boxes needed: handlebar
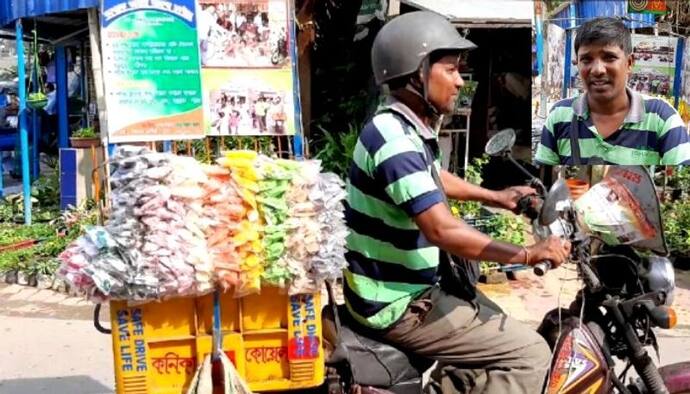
[533,261,552,276]
[516,194,541,220]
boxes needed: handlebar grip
[533,261,552,276]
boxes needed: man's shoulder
[552,96,577,109]
[365,112,413,139]
[638,94,678,120]
[544,97,577,125]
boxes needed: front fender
[658,362,690,393]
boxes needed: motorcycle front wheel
[659,362,690,393]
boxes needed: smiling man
[535,17,690,165]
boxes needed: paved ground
[0,266,688,394]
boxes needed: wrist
[484,189,501,207]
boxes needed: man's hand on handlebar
[525,235,571,269]
[492,186,538,213]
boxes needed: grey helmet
[372,11,476,86]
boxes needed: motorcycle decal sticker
[547,327,607,394]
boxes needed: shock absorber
[605,297,669,394]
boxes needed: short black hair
[574,17,632,55]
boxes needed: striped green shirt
[344,99,443,330]
[535,88,690,165]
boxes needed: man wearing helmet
[344,11,570,393]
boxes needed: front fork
[602,297,669,394]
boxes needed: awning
[0,0,98,27]
[401,0,533,27]
[0,0,97,43]
[549,0,654,30]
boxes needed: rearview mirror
[484,128,516,156]
[540,179,571,226]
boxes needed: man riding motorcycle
[343,11,571,393]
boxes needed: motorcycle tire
[659,362,690,393]
[271,52,281,65]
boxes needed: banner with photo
[101,0,205,142]
[544,23,566,107]
[679,40,690,123]
[198,0,297,136]
[629,34,677,97]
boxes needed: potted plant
[70,127,101,149]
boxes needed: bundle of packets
[58,146,214,302]
[58,147,349,302]
[216,150,263,297]
[282,161,349,295]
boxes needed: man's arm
[658,103,690,165]
[440,169,496,203]
[414,202,569,266]
[440,169,536,211]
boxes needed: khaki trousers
[382,285,551,394]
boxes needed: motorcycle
[271,33,288,66]
[321,129,690,394]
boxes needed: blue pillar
[563,3,577,99]
[535,10,544,76]
[16,19,31,224]
[289,6,303,159]
[673,38,684,109]
[56,45,69,148]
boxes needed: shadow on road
[0,375,113,394]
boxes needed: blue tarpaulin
[0,0,98,28]
[550,0,654,30]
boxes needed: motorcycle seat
[323,304,433,388]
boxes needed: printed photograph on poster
[629,66,674,96]
[203,69,294,135]
[628,35,676,96]
[632,35,677,67]
[545,24,566,104]
[198,0,289,68]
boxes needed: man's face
[576,42,633,102]
[426,55,464,115]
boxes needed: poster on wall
[101,0,205,142]
[545,23,566,107]
[629,34,677,97]
[198,0,297,136]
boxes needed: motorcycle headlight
[645,256,675,306]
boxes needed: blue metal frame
[673,38,684,109]
[289,1,303,159]
[56,45,69,149]
[31,45,39,180]
[16,19,31,224]
[562,3,577,99]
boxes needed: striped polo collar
[379,96,437,140]
[572,87,645,124]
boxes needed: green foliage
[486,214,526,246]
[662,199,690,255]
[32,171,60,208]
[175,137,275,164]
[72,127,97,138]
[314,124,359,180]
[664,166,690,192]
[451,155,489,219]
[0,201,97,276]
